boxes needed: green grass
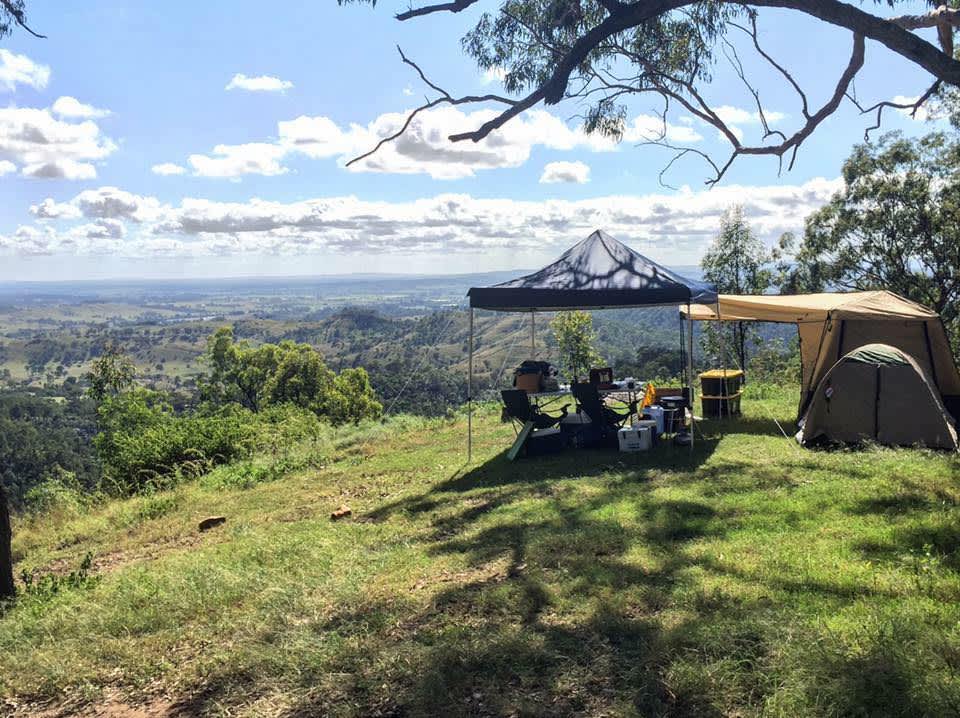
[3,384,960,717]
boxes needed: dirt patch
[22,695,181,718]
[28,531,211,583]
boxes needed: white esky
[0,0,946,280]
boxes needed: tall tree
[0,478,13,601]
[788,131,960,352]
[550,311,603,382]
[701,206,773,373]
[201,328,382,424]
[85,345,137,403]
[343,0,960,184]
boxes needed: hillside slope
[3,385,960,717]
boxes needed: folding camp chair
[571,382,638,437]
[501,389,569,460]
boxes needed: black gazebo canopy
[468,230,717,311]
[464,230,717,460]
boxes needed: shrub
[94,393,330,496]
[95,389,258,495]
[22,468,90,516]
[20,552,97,602]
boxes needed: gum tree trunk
[0,480,14,600]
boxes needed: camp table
[529,382,648,421]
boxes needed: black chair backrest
[571,383,608,425]
[501,389,533,422]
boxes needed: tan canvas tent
[799,344,958,450]
[682,291,960,419]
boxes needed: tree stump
[0,481,14,600]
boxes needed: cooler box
[633,419,659,445]
[618,426,652,452]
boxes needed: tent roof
[845,343,911,366]
[468,230,717,312]
[681,290,938,323]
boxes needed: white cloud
[151,162,187,176]
[0,106,116,180]
[5,224,57,255]
[3,177,841,259]
[291,107,617,179]
[52,96,110,119]
[225,73,294,93]
[402,85,414,96]
[189,142,288,178]
[622,115,704,144]
[0,49,50,92]
[22,158,98,180]
[0,160,15,176]
[174,106,620,180]
[714,106,787,125]
[540,160,590,184]
[74,218,126,239]
[30,197,82,219]
[72,186,164,222]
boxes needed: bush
[22,468,90,516]
[94,391,330,496]
[95,389,258,495]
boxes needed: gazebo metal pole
[717,298,726,419]
[687,301,695,450]
[468,307,474,463]
[530,310,536,358]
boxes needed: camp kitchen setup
[466,231,960,460]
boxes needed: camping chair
[501,390,570,460]
[571,382,638,434]
[501,389,569,430]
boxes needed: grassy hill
[3,383,960,717]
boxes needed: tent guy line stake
[468,306,474,463]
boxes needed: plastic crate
[699,369,744,397]
[701,391,743,418]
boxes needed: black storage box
[525,427,567,456]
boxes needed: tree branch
[0,0,45,38]
[355,0,960,182]
[731,16,809,120]
[347,47,517,167]
[889,5,960,32]
[847,80,942,142]
[395,0,479,21]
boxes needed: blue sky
[0,0,946,280]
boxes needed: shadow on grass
[177,428,959,717]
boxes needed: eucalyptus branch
[0,0,45,38]
[847,80,942,142]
